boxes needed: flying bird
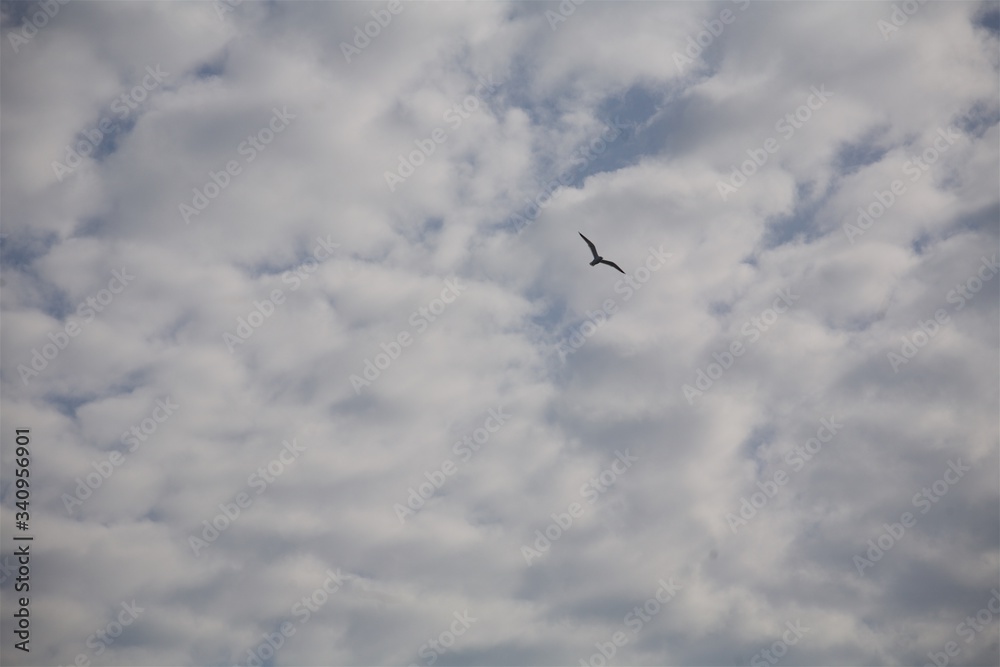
[578,232,625,274]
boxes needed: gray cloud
[1,1,998,665]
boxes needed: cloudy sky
[1,1,999,665]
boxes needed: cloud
[2,1,997,665]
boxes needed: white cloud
[2,1,997,665]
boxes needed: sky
[1,1,999,665]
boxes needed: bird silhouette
[578,232,625,274]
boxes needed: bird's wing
[578,232,599,259]
[600,259,626,274]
